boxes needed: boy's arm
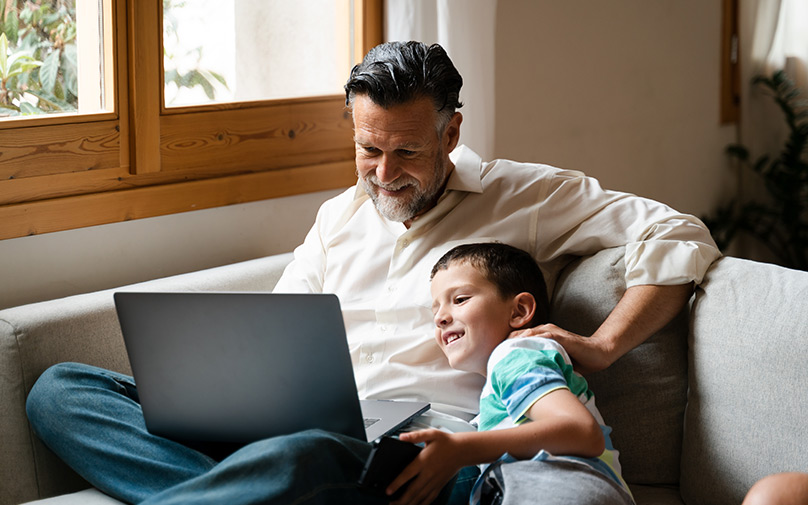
[389,388,604,505]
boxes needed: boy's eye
[454,296,469,304]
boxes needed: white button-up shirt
[274,145,720,426]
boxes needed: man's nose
[375,154,401,184]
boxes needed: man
[26,41,720,505]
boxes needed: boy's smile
[430,262,522,376]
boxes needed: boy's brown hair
[430,242,550,328]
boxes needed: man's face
[352,95,461,225]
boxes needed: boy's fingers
[386,459,421,497]
[399,429,434,443]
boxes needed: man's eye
[398,149,416,157]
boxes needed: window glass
[163,0,353,107]
[0,0,110,119]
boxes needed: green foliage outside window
[1,0,227,117]
[0,0,77,117]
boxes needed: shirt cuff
[624,240,722,287]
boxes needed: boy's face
[430,261,521,376]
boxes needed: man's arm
[515,283,694,374]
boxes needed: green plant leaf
[4,8,19,44]
[27,88,73,111]
[40,48,60,93]
[19,101,44,115]
[0,32,8,77]
[61,43,78,97]
[752,155,770,174]
[726,144,749,161]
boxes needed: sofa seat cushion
[21,488,124,505]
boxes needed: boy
[388,242,634,505]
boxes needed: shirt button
[401,239,410,248]
[366,355,374,363]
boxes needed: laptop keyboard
[364,417,380,428]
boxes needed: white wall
[0,190,342,310]
[2,1,737,309]
[494,1,737,217]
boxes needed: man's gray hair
[345,41,463,135]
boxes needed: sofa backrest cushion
[550,247,689,486]
[681,257,808,505]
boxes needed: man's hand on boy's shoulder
[509,324,611,375]
[388,430,470,505]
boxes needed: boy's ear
[509,292,537,329]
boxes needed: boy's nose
[434,310,451,327]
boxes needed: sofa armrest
[0,253,293,505]
[681,256,808,505]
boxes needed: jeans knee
[27,362,94,428]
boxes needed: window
[0,0,382,240]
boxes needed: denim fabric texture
[26,362,458,505]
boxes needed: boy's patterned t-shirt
[473,337,632,499]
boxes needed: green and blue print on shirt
[473,337,633,501]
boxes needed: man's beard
[360,153,448,223]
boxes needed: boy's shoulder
[491,335,565,357]
[487,336,572,371]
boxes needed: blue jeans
[26,362,460,505]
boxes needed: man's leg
[142,429,459,505]
[26,362,217,504]
[142,429,382,505]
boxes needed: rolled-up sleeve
[535,169,721,287]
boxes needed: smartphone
[358,436,422,494]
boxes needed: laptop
[113,291,429,445]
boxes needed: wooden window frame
[0,0,382,240]
[720,0,740,124]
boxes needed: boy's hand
[386,429,467,505]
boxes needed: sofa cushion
[681,257,808,505]
[550,247,689,486]
[21,488,124,505]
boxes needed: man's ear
[444,112,463,152]
[509,292,537,329]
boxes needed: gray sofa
[2,247,807,505]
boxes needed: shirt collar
[352,144,484,200]
[446,145,484,194]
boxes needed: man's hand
[510,283,695,375]
[387,430,467,505]
[509,324,611,375]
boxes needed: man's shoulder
[480,158,587,194]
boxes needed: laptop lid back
[114,292,366,443]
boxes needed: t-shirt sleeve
[485,339,589,425]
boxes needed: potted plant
[703,70,808,270]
